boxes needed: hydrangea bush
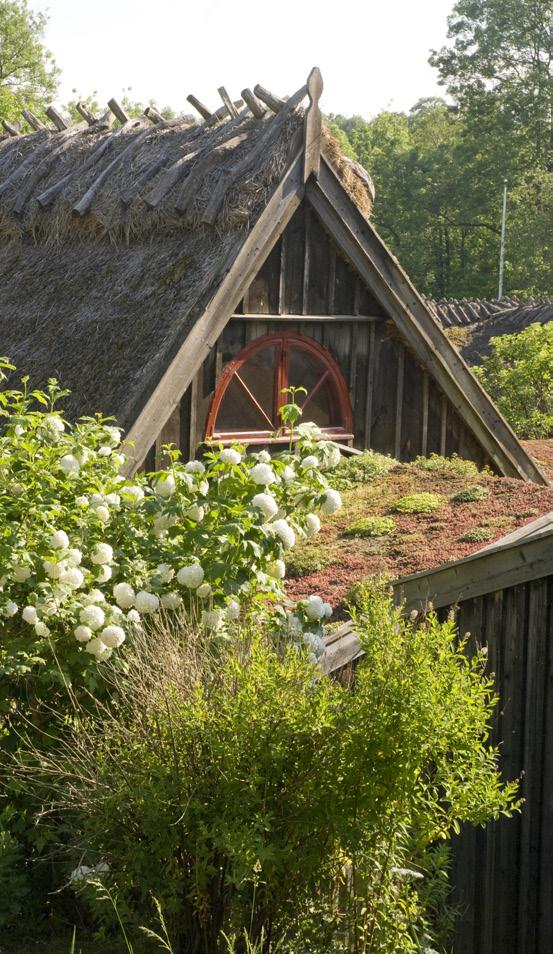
[0,360,342,703]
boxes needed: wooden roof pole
[45,106,70,131]
[1,119,20,136]
[303,66,323,182]
[22,109,46,131]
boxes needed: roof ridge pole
[303,66,323,182]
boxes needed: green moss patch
[459,527,495,543]
[413,454,481,477]
[451,484,488,504]
[285,546,338,580]
[331,451,395,490]
[342,516,396,538]
[392,492,444,514]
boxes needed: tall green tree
[0,0,58,123]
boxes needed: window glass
[215,345,276,433]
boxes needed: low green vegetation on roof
[392,492,445,514]
[342,516,396,538]
[413,454,481,477]
[451,484,489,504]
[459,527,495,543]
[330,451,395,490]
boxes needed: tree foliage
[0,0,58,122]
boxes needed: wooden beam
[121,122,202,205]
[278,231,287,313]
[0,135,61,198]
[201,84,306,225]
[22,109,45,130]
[364,321,376,448]
[1,119,20,136]
[394,344,405,459]
[302,205,311,315]
[241,87,265,119]
[45,106,69,131]
[76,102,96,125]
[186,94,213,121]
[253,84,286,113]
[230,313,386,322]
[303,66,323,182]
[440,394,448,456]
[11,130,82,212]
[107,98,130,125]
[217,86,238,118]
[143,105,165,124]
[208,100,244,126]
[173,124,251,217]
[421,371,429,456]
[306,161,548,485]
[74,122,150,215]
[122,150,305,472]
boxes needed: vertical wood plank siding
[170,204,496,467]
[449,574,553,954]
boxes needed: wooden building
[0,70,546,483]
[324,513,553,954]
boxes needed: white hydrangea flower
[83,588,106,604]
[13,565,31,582]
[4,600,18,617]
[60,567,84,590]
[67,548,82,566]
[322,602,333,619]
[301,455,319,470]
[105,493,120,507]
[95,505,110,523]
[98,446,112,457]
[22,605,38,625]
[43,560,65,580]
[287,613,303,637]
[60,454,80,475]
[96,564,112,583]
[127,608,142,625]
[257,450,271,463]
[220,447,241,465]
[252,492,278,518]
[91,543,113,565]
[89,494,104,509]
[186,504,205,522]
[42,416,65,437]
[85,637,107,659]
[122,485,145,507]
[177,564,204,588]
[304,595,325,621]
[109,605,124,620]
[49,530,69,550]
[14,424,24,437]
[281,465,296,483]
[160,592,181,610]
[305,513,321,537]
[297,422,322,439]
[185,460,205,474]
[134,591,160,614]
[271,519,296,550]
[112,453,126,468]
[154,473,176,499]
[201,608,224,629]
[155,564,174,584]
[79,604,105,631]
[75,495,89,508]
[250,462,276,485]
[100,625,125,649]
[152,513,178,536]
[324,444,341,469]
[266,559,286,580]
[74,625,92,643]
[104,426,122,447]
[34,621,50,637]
[196,582,212,599]
[320,489,342,515]
[75,448,90,466]
[225,599,240,621]
[304,632,326,657]
[70,865,93,883]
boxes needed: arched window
[205,332,353,444]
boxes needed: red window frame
[205,332,354,444]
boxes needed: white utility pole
[498,179,508,299]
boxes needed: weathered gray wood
[0,134,57,198]
[253,84,286,113]
[537,578,553,953]
[11,130,81,212]
[201,85,306,225]
[107,98,130,125]
[186,94,212,121]
[278,231,287,313]
[302,205,311,314]
[76,102,96,125]
[73,121,150,216]
[208,100,244,126]
[394,344,405,459]
[364,321,376,448]
[143,105,165,125]
[421,371,429,456]
[303,66,323,182]
[241,87,265,119]
[123,149,305,471]
[155,402,181,466]
[45,106,70,131]
[1,119,20,136]
[218,86,238,118]
[306,162,548,484]
[22,109,45,131]
[97,108,116,129]
[122,123,203,205]
[36,120,136,207]
[173,126,250,216]
[440,394,448,456]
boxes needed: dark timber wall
[151,202,495,468]
[447,575,553,954]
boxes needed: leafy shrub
[330,450,395,490]
[392,492,444,514]
[413,454,481,477]
[451,484,488,503]
[474,323,553,438]
[342,516,396,538]
[12,587,518,953]
[460,527,495,543]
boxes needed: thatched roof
[429,297,553,364]
[0,82,373,429]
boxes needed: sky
[33,0,454,119]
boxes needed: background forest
[1,0,551,300]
